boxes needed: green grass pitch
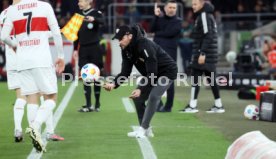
[0,81,275,159]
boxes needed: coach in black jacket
[151,0,182,112]
[104,25,177,138]
[180,0,224,113]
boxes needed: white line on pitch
[27,82,76,159]
[132,126,158,159]
[121,97,135,113]
[121,97,157,159]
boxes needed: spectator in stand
[1,0,11,12]
[95,0,111,15]
[125,0,141,24]
[255,0,270,13]
[273,0,276,12]
[262,40,273,58]
[267,44,276,78]
[61,0,78,17]
[178,9,193,75]
[236,3,249,30]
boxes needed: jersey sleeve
[44,3,64,59]
[0,11,4,34]
[0,10,5,25]
[0,9,16,47]
[45,3,58,27]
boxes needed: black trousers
[190,68,220,100]
[79,43,104,107]
[79,43,104,69]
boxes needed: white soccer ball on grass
[244,104,259,120]
[81,63,100,82]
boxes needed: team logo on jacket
[138,58,145,62]
[87,23,93,29]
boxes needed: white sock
[27,104,39,125]
[189,100,197,108]
[32,100,56,130]
[189,87,197,108]
[46,111,54,134]
[40,96,51,132]
[40,96,45,104]
[215,98,222,107]
[14,98,26,132]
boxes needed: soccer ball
[244,104,259,120]
[226,51,237,64]
[81,63,100,82]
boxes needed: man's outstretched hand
[154,3,162,16]
[129,89,141,99]
[55,58,65,75]
[103,83,115,91]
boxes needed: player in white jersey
[0,8,26,143]
[0,8,64,143]
[1,0,65,152]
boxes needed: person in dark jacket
[179,0,225,113]
[103,25,177,138]
[73,0,104,112]
[151,0,182,112]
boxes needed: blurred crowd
[2,0,276,15]
[211,0,276,13]
[1,0,276,32]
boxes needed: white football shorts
[7,70,21,90]
[19,67,57,96]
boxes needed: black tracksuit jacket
[73,8,104,50]
[113,25,178,92]
[190,2,218,72]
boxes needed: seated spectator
[262,39,276,60]
[267,45,276,78]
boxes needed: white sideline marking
[122,97,135,113]
[27,82,76,159]
[121,97,157,159]
[132,126,157,159]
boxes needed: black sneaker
[14,130,23,143]
[25,127,46,152]
[95,102,100,108]
[157,106,171,113]
[95,108,100,112]
[206,105,225,113]
[179,105,199,113]
[15,136,23,142]
[78,107,93,112]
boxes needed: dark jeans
[157,46,177,110]
[190,68,220,100]
[133,78,173,129]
